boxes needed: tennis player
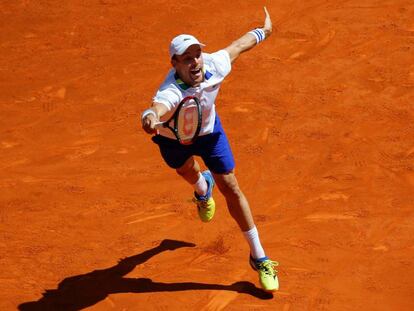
[141,7,278,292]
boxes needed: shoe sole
[249,257,279,292]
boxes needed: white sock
[243,226,266,260]
[193,172,208,196]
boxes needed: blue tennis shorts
[151,115,235,174]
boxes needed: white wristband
[248,28,266,44]
[141,109,156,123]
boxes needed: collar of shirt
[174,67,213,91]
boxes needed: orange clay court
[1,1,414,310]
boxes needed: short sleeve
[210,50,232,77]
[152,87,180,111]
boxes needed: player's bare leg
[176,156,200,185]
[211,171,254,231]
[212,170,279,291]
[176,157,215,222]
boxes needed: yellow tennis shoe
[249,255,279,292]
[193,170,215,222]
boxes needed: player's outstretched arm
[141,102,168,134]
[225,7,272,63]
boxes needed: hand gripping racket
[154,96,202,145]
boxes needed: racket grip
[153,122,164,129]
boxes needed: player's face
[172,44,204,87]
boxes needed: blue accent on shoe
[249,255,269,270]
[194,170,215,201]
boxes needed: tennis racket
[154,96,202,145]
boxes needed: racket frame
[154,96,202,145]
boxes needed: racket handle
[154,122,164,129]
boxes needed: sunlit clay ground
[1,1,414,310]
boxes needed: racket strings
[176,99,200,143]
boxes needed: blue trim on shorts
[151,115,235,174]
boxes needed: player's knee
[176,158,196,176]
[176,167,194,178]
[219,179,242,198]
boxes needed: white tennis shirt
[153,49,232,139]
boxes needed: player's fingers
[263,7,271,23]
[149,118,159,130]
[149,119,160,134]
[142,119,154,134]
[143,126,156,134]
[263,6,272,33]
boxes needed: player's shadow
[18,239,272,310]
